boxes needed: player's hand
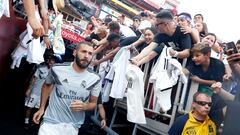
[70,100,87,112]
[100,119,106,129]
[33,109,44,124]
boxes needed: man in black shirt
[131,9,192,66]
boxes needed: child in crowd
[24,56,56,128]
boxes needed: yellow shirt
[181,112,216,135]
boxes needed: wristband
[43,34,49,37]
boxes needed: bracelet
[43,34,49,37]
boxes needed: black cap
[104,17,112,25]
[156,9,173,20]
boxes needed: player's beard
[75,54,91,69]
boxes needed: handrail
[90,115,119,135]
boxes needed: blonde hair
[53,0,65,12]
[191,42,211,55]
[94,26,107,35]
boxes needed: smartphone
[225,41,238,55]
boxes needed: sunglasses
[156,22,166,27]
[195,101,212,107]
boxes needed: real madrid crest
[81,80,86,88]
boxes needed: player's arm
[33,81,54,124]
[86,78,101,111]
[98,104,106,128]
[25,76,37,96]
[39,82,54,111]
[85,95,98,110]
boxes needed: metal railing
[107,58,199,135]
[91,56,199,135]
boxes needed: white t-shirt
[120,24,136,39]
[105,48,130,99]
[125,64,146,124]
[0,0,10,18]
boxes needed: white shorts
[38,122,78,135]
[25,94,40,108]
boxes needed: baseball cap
[156,9,174,20]
[198,85,213,97]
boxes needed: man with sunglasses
[169,91,216,135]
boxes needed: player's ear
[73,49,76,57]
[206,52,211,57]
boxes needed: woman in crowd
[195,21,208,39]
[127,27,158,52]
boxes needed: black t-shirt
[119,36,148,52]
[153,26,192,55]
[119,36,139,47]
[90,32,101,41]
[186,57,225,82]
[129,26,142,37]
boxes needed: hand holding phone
[224,41,239,55]
[227,53,240,64]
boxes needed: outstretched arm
[33,82,54,124]
[23,0,44,38]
